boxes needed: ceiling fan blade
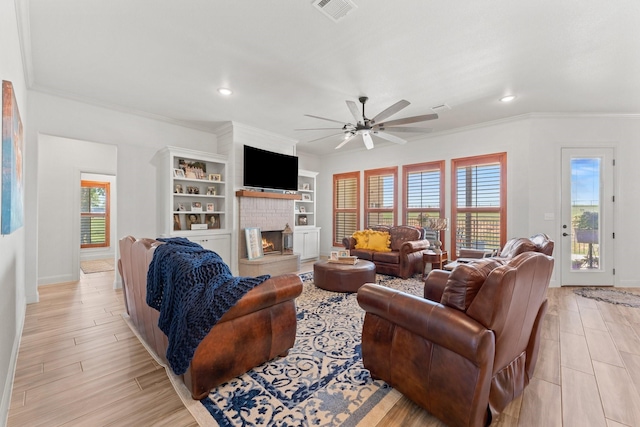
[306,132,345,143]
[346,100,363,124]
[362,132,374,150]
[295,127,344,131]
[370,99,410,124]
[335,133,357,150]
[374,126,433,133]
[304,114,347,125]
[377,113,439,127]
[373,131,407,145]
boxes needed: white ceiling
[21,0,640,155]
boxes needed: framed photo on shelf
[298,215,308,226]
[302,194,312,201]
[206,214,220,229]
[186,213,201,229]
[206,186,216,195]
[209,173,222,181]
[299,206,306,213]
[338,250,350,257]
[301,183,310,191]
[173,168,185,178]
[206,203,215,212]
[330,251,339,260]
[245,227,263,260]
[191,202,202,212]
[179,159,206,179]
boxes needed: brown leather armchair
[342,225,429,279]
[357,251,554,427]
[118,236,303,399]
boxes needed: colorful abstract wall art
[2,81,24,234]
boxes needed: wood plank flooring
[7,265,640,426]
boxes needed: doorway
[560,148,615,286]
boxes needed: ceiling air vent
[312,0,358,23]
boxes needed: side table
[423,250,448,280]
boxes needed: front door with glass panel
[560,148,615,286]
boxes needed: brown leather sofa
[357,251,554,427]
[118,236,303,399]
[342,225,429,279]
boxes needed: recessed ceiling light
[500,95,516,102]
[217,88,233,96]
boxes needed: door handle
[562,232,569,237]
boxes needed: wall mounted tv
[243,145,299,192]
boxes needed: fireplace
[262,230,283,255]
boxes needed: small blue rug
[199,273,423,426]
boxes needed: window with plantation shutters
[451,153,506,258]
[81,181,110,248]
[403,161,445,228]
[333,172,360,246]
[364,167,397,228]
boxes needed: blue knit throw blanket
[146,237,270,375]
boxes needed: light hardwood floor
[7,264,640,426]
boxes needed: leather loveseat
[342,225,429,279]
[357,251,554,427]
[118,236,303,399]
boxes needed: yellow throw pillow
[353,230,369,249]
[366,230,391,252]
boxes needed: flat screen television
[243,145,299,191]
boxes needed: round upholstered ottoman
[313,260,376,293]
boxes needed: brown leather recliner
[118,236,303,399]
[357,251,554,427]
[342,225,429,279]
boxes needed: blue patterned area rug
[196,273,424,427]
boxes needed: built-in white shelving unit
[294,169,320,260]
[156,146,232,264]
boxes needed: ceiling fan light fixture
[500,95,516,103]
[217,87,233,96]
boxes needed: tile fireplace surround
[238,194,299,276]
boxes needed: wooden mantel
[235,190,301,200]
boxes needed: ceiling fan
[297,96,438,150]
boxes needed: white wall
[26,91,219,297]
[80,172,117,262]
[37,136,118,284]
[314,115,640,288]
[0,0,28,423]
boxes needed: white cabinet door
[294,228,320,260]
[189,233,231,265]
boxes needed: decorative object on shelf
[179,159,206,179]
[175,184,183,194]
[282,223,294,254]
[209,173,222,181]
[173,168,185,178]
[298,215,308,226]
[301,183,310,191]
[206,186,216,196]
[187,213,200,229]
[187,186,199,194]
[206,214,220,229]
[206,203,215,212]
[173,214,181,231]
[299,206,306,213]
[302,194,312,201]
[177,203,186,211]
[245,227,263,260]
[191,202,202,212]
